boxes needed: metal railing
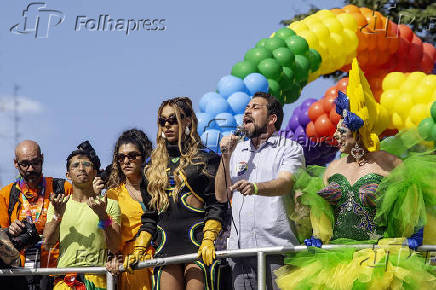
[1,244,435,290]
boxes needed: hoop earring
[185,127,190,136]
[351,142,365,163]
[161,132,166,139]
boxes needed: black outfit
[139,142,226,290]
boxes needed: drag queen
[276,59,436,289]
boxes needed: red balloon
[398,24,413,42]
[421,52,434,73]
[308,101,325,121]
[315,114,335,137]
[323,94,337,112]
[306,121,318,138]
[336,77,349,93]
[409,42,423,71]
[397,37,410,58]
[325,86,338,98]
[379,129,399,140]
[330,107,341,125]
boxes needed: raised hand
[87,194,108,220]
[50,193,70,218]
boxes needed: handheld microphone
[233,125,246,137]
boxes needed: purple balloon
[294,125,306,139]
[286,129,294,139]
[298,108,311,127]
[301,98,317,110]
[288,114,300,131]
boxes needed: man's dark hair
[252,92,284,130]
[66,141,101,171]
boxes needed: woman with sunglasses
[102,129,154,290]
[124,97,226,290]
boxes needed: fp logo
[10,2,64,39]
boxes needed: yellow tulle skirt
[276,238,436,290]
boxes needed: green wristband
[253,183,258,195]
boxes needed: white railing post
[106,270,116,290]
[257,251,266,290]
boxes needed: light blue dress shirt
[228,132,305,249]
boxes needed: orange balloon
[374,12,385,29]
[308,101,325,121]
[376,31,389,51]
[343,4,360,14]
[306,121,318,138]
[359,7,373,15]
[336,77,349,93]
[357,31,369,51]
[330,107,341,125]
[357,51,369,67]
[315,114,335,137]
[351,12,367,28]
[323,94,337,112]
[398,24,413,41]
[325,86,338,98]
[331,8,344,14]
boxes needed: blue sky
[0,0,344,186]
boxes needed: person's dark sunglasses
[158,114,184,127]
[116,152,142,163]
[17,158,42,169]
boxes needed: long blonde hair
[146,97,202,212]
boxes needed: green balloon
[272,47,295,67]
[293,55,310,82]
[431,124,436,142]
[418,118,435,141]
[267,78,280,94]
[285,36,309,56]
[264,38,286,51]
[283,83,301,104]
[282,67,295,82]
[256,38,269,49]
[231,61,258,79]
[244,48,272,67]
[278,73,293,90]
[258,58,282,80]
[431,101,436,122]
[306,49,322,72]
[274,27,296,40]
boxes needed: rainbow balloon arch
[197,4,436,165]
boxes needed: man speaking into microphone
[215,92,305,290]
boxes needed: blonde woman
[124,97,226,290]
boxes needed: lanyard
[17,177,47,223]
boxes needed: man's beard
[246,123,267,138]
[22,171,42,183]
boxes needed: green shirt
[47,197,121,268]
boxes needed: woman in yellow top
[104,129,154,290]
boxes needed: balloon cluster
[197,73,269,152]
[418,102,436,144]
[288,9,359,80]
[232,27,322,104]
[279,98,337,165]
[381,72,436,131]
[305,78,348,141]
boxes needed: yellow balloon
[410,104,430,125]
[393,92,413,119]
[342,29,358,55]
[392,112,404,130]
[323,18,344,34]
[310,23,330,42]
[375,105,390,134]
[380,90,397,108]
[297,30,319,49]
[414,85,432,104]
[404,117,416,129]
[432,90,436,102]
[400,78,418,92]
[382,72,406,91]
[336,13,358,32]
[289,22,309,33]
[329,32,345,57]
[315,10,336,20]
[407,71,426,83]
[421,75,436,91]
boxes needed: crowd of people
[0,59,435,290]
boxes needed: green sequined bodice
[319,173,385,241]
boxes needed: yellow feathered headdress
[346,58,389,152]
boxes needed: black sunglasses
[17,158,43,169]
[158,114,184,127]
[116,152,142,163]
